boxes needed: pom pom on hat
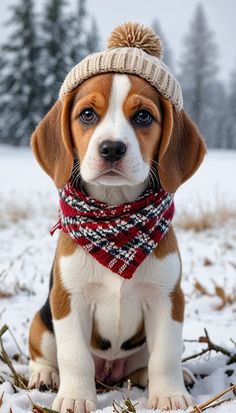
[59,22,183,110]
[107,22,163,59]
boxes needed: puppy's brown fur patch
[50,232,74,320]
[154,226,179,260]
[58,231,77,257]
[124,75,163,168]
[29,312,46,360]
[154,228,184,323]
[71,74,113,162]
[170,282,185,323]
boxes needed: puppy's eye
[133,110,153,126]
[79,108,98,124]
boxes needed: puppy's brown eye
[133,110,153,126]
[80,108,98,124]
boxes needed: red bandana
[51,184,174,279]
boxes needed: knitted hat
[59,22,183,111]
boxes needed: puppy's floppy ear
[157,98,206,193]
[31,93,75,188]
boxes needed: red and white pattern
[51,183,174,279]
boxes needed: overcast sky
[0,0,235,83]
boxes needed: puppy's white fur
[52,242,189,411]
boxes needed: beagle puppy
[28,72,205,413]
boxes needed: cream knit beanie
[59,22,183,111]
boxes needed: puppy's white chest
[59,245,180,360]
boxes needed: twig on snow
[182,328,236,364]
[182,348,210,363]
[230,337,236,347]
[189,383,236,412]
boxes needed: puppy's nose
[99,140,127,162]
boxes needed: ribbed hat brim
[59,47,183,111]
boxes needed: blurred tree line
[153,4,236,149]
[0,0,99,145]
[0,1,235,149]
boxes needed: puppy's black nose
[99,140,127,162]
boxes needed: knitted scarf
[51,183,174,279]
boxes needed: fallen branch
[182,348,210,363]
[203,328,231,357]
[189,383,236,412]
[230,338,236,347]
[182,328,236,364]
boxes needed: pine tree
[203,80,228,148]
[0,48,7,142]
[0,49,6,77]
[0,0,41,145]
[178,4,219,146]
[86,17,100,54]
[69,0,88,65]
[40,0,71,115]
[152,19,174,71]
[225,69,236,148]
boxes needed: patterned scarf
[51,183,174,279]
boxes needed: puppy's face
[71,74,162,186]
[31,73,206,193]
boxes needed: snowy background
[0,146,236,412]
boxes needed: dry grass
[175,203,236,232]
[0,391,4,407]
[0,192,56,229]
[0,205,30,228]
[0,325,28,389]
[194,279,236,310]
[0,290,12,298]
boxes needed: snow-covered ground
[0,145,236,412]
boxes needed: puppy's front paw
[52,396,96,413]
[28,369,59,391]
[148,392,193,410]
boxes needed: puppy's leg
[28,310,59,390]
[51,284,96,413]
[145,255,193,410]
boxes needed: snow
[0,145,236,412]
[175,149,236,211]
